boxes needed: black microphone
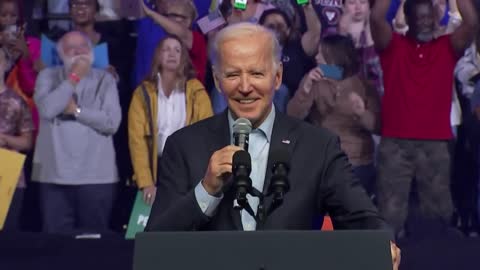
[268,149,290,206]
[233,118,252,151]
[232,150,252,208]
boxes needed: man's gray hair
[209,22,282,72]
[56,31,94,60]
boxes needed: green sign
[233,0,247,10]
[125,191,152,239]
[296,0,309,5]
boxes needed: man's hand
[202,145,243,195]
[70,57,91,79]
[391,241,401,270]
[303,67,324,94]
[63,98,78,115]
[142,185,157,205]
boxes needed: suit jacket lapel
[207,110,243,230]
[207,110,230,153]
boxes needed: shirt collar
[228,105,275,143]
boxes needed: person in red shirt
[370,0,478,237]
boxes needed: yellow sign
[0,148,25,230]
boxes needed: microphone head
[271,149,290,172]
[233,118,252,135]
[233,150,251,168]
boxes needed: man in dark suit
[145,22,400,268]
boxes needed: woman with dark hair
[128,35,213,205]
[287,35,381,197]
[259,5,320,96]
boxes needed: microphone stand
[234,186,265,226]
[232,150,291,230]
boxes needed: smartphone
[234,0,247,10]
[296,0,309,5]
[319,64,344,81]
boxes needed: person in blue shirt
[133,2,167,87]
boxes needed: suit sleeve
[318,135,392,233]
[145,134,211,231]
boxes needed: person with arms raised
[370,0,478,237]
[135,0,207,85]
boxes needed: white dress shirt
[156,83,186,156]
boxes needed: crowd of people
[1,0,480,242]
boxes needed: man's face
[409,3,435,43]
[70,0,96,26]
[61,32,93,69]
[62,33,91,57]
[344,0,370,23]
[214,34,282,127]
[262,13,290,45]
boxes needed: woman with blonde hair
[129,35,213,204]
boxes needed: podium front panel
[134,230,392,270]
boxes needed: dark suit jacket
[145,110,389,232]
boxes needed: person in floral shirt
[0,46,34,231]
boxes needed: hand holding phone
[318,64,344,81]
[303,67,323,94]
